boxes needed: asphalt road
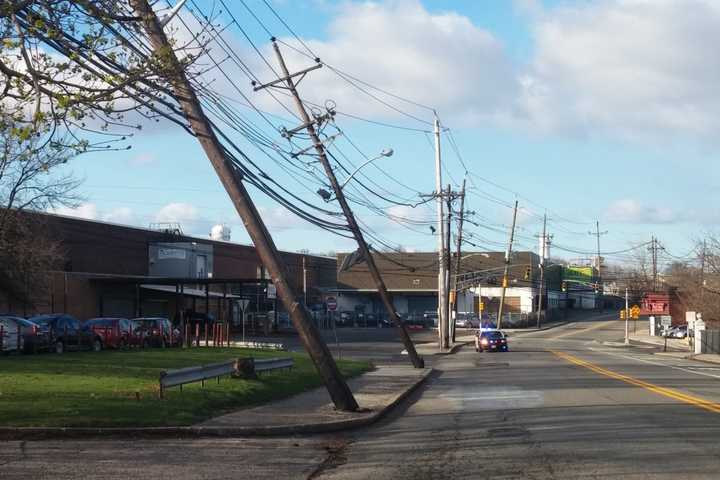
[5,312,720,479]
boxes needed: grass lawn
[0,347,371,427]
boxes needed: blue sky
[56,0,720,269]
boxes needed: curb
[628,337,690,352]
[503,321,570,335]
[0,368,434,441]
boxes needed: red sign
[640,293,670,316]
[326,296,337,311]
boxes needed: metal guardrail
[254,357,294,373]
[159,357,294,398]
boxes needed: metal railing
[158,356,294,398]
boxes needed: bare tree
[0,115,81,306]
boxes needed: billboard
[562,266,595,285]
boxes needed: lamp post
[317,148,393,200]
[339,148,393,190]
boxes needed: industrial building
[0,211,336,331]
[334,250,563,325]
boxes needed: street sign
[266,284,276,299]
[630,305,641,319]
[326,296,337,311]
[660,315,672,327]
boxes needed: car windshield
[483,332,504,339]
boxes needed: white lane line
[588,347,720,380]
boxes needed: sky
[52,0,720,269]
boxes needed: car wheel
[92,338,102,352]
[55,340,64,354]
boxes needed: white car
[0,316,24,353]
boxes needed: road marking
[587,347,720,380]
[552,320,617,339]
[550,349,720,414]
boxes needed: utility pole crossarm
[267,41,424,368]
[130,1,358,411]
[251,61,323,92]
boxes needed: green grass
[0,348,371,427]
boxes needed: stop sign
[326,296,337,311]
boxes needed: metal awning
[140,284,243,299]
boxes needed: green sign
[562,266,595,284]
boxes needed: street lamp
[338,148,393,190]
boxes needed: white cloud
[128,153,157,167]
[50,202,98,221]
[101,207,135,225]
[604,198,679,224]
[517,0,720,142]
[249,0,517,126]
[155,202,199,224]
[258,206,307,231]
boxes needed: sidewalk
[629,331,691,351]
[198,364,432,434]
[654,351,720,365]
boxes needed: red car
[133,317,182,347]
[83,318,139,350]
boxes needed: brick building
[0,211,336,327]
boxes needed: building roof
[337,251,541,292]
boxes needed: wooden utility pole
[261,41,424,368]
[433,115,447,349]
[497,200,519,330]
[589,221,608,309]
[651,236,659,291]
[444,184,453,345]
[451,178,466,343]
[700,240,706,305]
[537,213,547,329]
[130,2,359,410]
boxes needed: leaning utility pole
[497,200,519,330]
[433,114,448,349]
[131,2,358,410]
[262,41,424,368]
[451,178,466,343]
[537,213,547,329]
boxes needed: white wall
[470,286,537,313]
[457,291,475,313]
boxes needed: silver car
[0,316,25,353]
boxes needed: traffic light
[502,276,508,288]
[524,267,531,280]
[561,281,567,292]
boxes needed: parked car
[28,313,92,354]
[133,317,181,347]
[671,325,688,338]
[475,329,509,353]
[17,318,49,353]
[0,315,24,353]
[455,313,479,329]
[83,318,139,350]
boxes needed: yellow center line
[550,349,720,414]
[552,320,616,339]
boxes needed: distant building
[335,250,562,323]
